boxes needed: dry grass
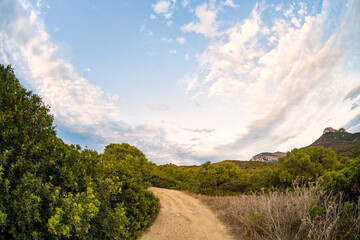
[195,184,360,240]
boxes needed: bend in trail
[139,187,234,240]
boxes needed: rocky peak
[250,152,286,163]
[338,128,347,133]
[323,127,337,134]
[323,127,348,135]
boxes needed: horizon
[1,0,360,165]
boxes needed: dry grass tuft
[196,183,360,240]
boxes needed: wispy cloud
[1,0,360,165]
[181,0,190,8]
[176,37,186,44]
[162,37,173,43]
[183,0,360,159]
[220,0,238,8]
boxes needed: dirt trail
[139,187,234,240]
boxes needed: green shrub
[278,147,340,185]
[322,157,360,201]
[0,64,159,239]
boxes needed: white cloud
[291,17,301,28]
[2,0,360,165]
[183,0,360,160]
[297,2,308,16]
[181,3,219,38]
[284,4,295,18]
[150,14,157,19]
[162,37,173,43]
[176,37,186,44]
[36,0,42,8]
[181,0,190,8]
[185,4,262,94]
[153,0,171,14]
[221,0,238,8]
[275,4,283,12]
[152,0,176,19]
[169,49,177,54]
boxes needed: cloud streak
[1,0,360,164]
[184,0,360,159]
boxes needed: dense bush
[194,161,247,195]
[0,65,159,239]
[322,156,360,201]
[148,163,197,191]
[148,147,344,195]
[278,147,340,184]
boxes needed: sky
[1,0,360,165]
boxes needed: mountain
[250,151,286,163]
[250,127,360,163]
[307,127,360,157]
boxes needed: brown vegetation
[196,183,360,240]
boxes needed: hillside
[249,152,286,163]
[307,127,360,157]
[248,127,360,163]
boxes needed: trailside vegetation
[148,142,360,239]
[198,181,360,240]
[0,65,159,239]
[148,146,343,195]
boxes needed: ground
[139,187,234,240]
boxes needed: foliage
[104,143,154,179]
[0,65,159,239]
[194,161,247,195]
[322,156,360,201]
[147,163,197,191]
[148,146,343,195]
[278,147,340,184]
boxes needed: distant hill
[308,127,360,147]
[249,152,286,163]
[307,127,360,157]
[249,127,360,163]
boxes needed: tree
[195,161,247,194]
[0,65,159,239]
[0,64,62,238]
[278,147,340,184]
[322,156,360,201]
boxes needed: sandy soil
[139,187,234,240]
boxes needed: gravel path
[139,187,234,240]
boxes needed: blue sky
[1,0,360,165]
